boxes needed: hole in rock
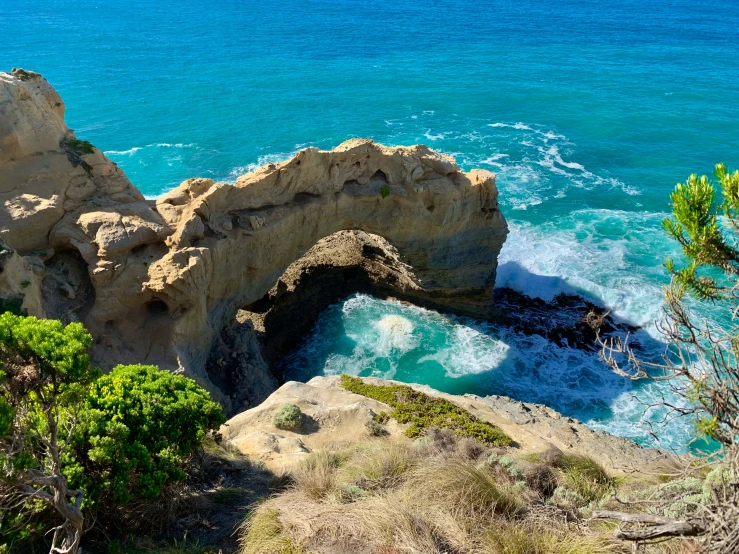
[370,169,388,183]
[145,298,169,317]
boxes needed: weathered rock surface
[222,375,676,473]
[0,70,507,410]
[0,69,147,254]
[0,243,44,316]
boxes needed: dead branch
[592,510,705,540]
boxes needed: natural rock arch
[0,71,507,411]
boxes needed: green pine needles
[663,164,739,301]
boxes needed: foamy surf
[281,293,693,453]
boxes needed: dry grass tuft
[556,454,616,503]
[408,458,524,519]
[237,437,677,554]
[240,508,303,554]
[335,439,417,493]
[290,449,346,500]
[480,520,620,554]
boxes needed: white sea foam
[104,142,197,157]
[105,146,142,156]
[489,122,533,131]
[496,210,675,330]
[374,315,418,356]
[224,151,297,183]
[467,120,641,202]
[423,129,446,141]
[419,326,509,378]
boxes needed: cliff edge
[0,70,508,411]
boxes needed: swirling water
[3,0,739,451]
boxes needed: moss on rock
[340,374,512,446]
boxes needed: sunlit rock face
[0,70,507,411]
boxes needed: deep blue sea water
[3,0,739,451]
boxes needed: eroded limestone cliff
[0,70,508,411]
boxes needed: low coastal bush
[0,313,99,553]
[61,137,95,155]
[10,68,39,81]
[340,374,512,446]
[272,403,303,430]
[0,314,226,553]
[67,363,226,509]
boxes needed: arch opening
[205,229,420,413]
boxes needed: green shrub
[272,403,303,430]
[340,374,512,446]
[0,313,99,553]
[366,420,385,436]
[380,185,391,199]
[62,138,95,155]
[11,68,39,82]
[372,411,389,424]
[550,486,588,510]
[66,364,225,508]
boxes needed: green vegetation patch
[272,403,303,430]
[340,374,512,446]
[68,363,226,508]
[380,185,391,198]
[62,138,96,155]
[11,68,40,81]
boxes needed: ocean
[3,0,739,452]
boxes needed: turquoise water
[4,0,739,451]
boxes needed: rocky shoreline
[209,229,640,414]
[1,68,660,468]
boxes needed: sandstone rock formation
[0,70,508,411]
[0,70,147,253]
[0,244,44,316]
[222,375,675,473]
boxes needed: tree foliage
[66,364,225,509]
[0,313,97,554]
[0,315,226,553]
[663,164,739,302]
[598,164,739,552]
